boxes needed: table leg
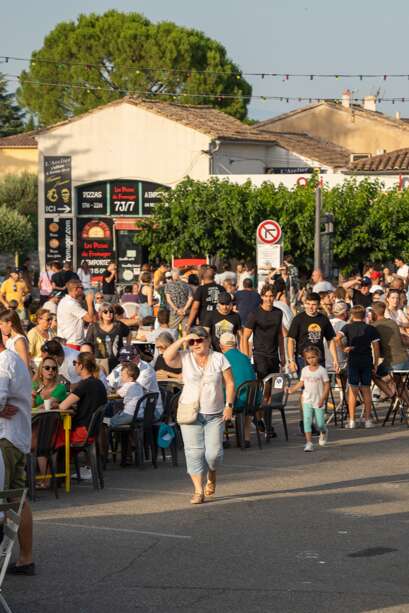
[63,415,72,493]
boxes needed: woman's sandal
[204,472,216,496]
[190,492,205,504]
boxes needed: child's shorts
[347,364,372,387]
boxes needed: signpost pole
[314,186,322,271]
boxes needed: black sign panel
[77,218,114,282]
[77,183,108,216]
[116,229,144,282]
[44,156,72,214]
[110,181,139,216]
[141,181,167,216]
[44,218,73,264]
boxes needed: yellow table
[31,409,72,493]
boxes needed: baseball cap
[218,292,232,305]
[361,276,372,287]
[333,301,348,315]
[51,290,64,298]
[219,332,236,346]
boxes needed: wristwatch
[225,403,233,409]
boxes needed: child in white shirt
[288,345,330,452]
[110,362,144,427]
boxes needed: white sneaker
[364,419,375,429]
[344,420,356,429]
[304,442,314,452]
[319,431,328,446]
[71,466,93,480]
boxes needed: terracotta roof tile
[0,131,38,148]
[350,147,409,171]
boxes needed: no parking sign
[256,219,283,288]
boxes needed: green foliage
[17,10,251,125]
[135,177,409,272]
[0,205,33,254]
[0,172,38,249]
[0,73,24,136]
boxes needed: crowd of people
[1,254,409,572]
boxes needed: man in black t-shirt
[242,284,285,378]
[343,275,372,308]
[186,268,224,328]
[102,262,117,302]
[204,292,241,352]
[51,261,66,291]
[235,278,261,324]
[287,292,339,374]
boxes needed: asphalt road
[6,403,409,613]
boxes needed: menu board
[77,182,108,216]
[77,218,114,282]
[44,156,72,214]
[44,218,73,263]
[110,181,139,216]
[141,181,167,216]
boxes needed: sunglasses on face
[102,309,114,314]
[188,338,205,346]
[43,365,58,372]
[96,297,103,301]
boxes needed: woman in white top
[0,309,31,369]
[385,289,409,336]
[164,326,235,504]
[77,261,92,292]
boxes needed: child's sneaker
[304,442,314,452]
[344,420,356,429]
[318,431,328,446]
[364,419,375,428]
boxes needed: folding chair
[234,380,264,450]
[262,373,290,442]
[0,488,27,613]
[71,405,107,490]
[27,412,60,501]
[382,370,409,427]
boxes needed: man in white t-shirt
[0,338,34,575]
[311,269,335,294]
[394,257,409,280]
[57,279,95,349]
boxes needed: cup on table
[44,399,52,412]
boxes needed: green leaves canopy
[0,205,33,254]
[135,177,409,272]
[0,73,24,137]
[18,10,252,125]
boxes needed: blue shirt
[224,348,256,408]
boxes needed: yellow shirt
[27,327,54,359]
[0,279,28,308]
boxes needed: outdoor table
[382,369,409,427]
[31,409,73,493]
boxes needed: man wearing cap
[343,275,372,308]
[203,293,241,353]
[42,290,63,315]
[0,269,29,315]
[165,269,193,330]
[220,332,256,447]
[107,345,163,419]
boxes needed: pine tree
[0,73,24,136]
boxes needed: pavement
[6,402,409,613]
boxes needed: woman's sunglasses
[43,365,58,372]
[102,309,114,314]
[188,338,205,346]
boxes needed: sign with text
[77,183,108,216]
[110,181,139,216]
[77,218,114,282]
[44,218,73,264]
[141,181,168,215]
[44,156,72,214]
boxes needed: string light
[3,54,409,80]
[4,72,409,105]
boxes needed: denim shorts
[347,364,372,387]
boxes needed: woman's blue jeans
[180,413,224,475]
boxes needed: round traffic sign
[257,219,282,245]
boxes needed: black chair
[71,404,107,490]
[27,412,61,501]
[109,393,159,468]
[262,373,290,442]
[158,385,181,467]
[234,380,264,450]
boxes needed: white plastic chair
[0,488,28,613]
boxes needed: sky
[2,0,409,121]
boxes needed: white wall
[222,172,404,189]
